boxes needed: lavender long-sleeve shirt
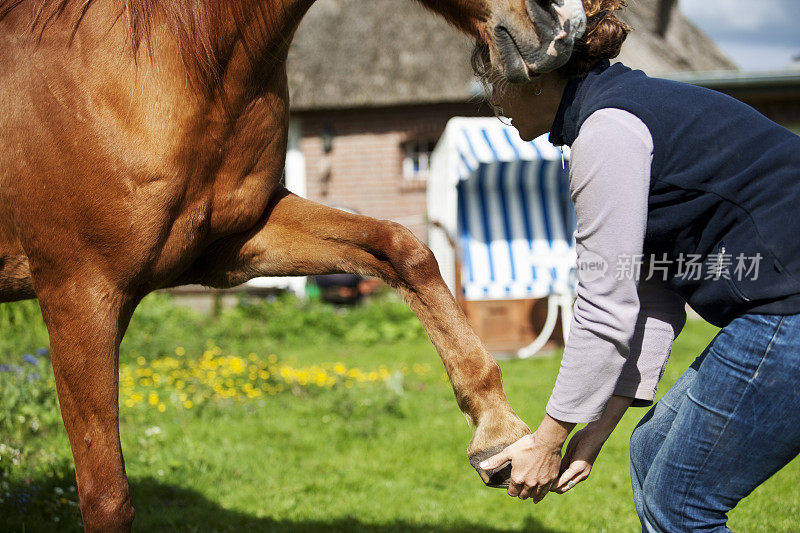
[545,108,688,424]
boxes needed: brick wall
[294,102,492,239]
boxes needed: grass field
[1,293,798,532]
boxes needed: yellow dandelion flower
[137,356,146,366]
[183,400,193,409]
[229,357,245,374]
[157,403,166,412]
[148,392,159,406]
[175,346,186,357]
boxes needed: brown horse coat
[0,1,585,530]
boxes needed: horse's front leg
[36,279,136,532]
[188,188,531,485]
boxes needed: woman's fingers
[511,480,553,501]
[479,447,513,472]
[553,461,591,493]
[532,480,555,503]
[557,462,585,487]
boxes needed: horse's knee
[80,487,134,533]
[381,222,439,282]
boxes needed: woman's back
[550,61,800,326]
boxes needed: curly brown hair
[560,0,630,77]
[471,0,630,84]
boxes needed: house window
[402,139,438,182]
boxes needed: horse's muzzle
[523,0,587,74]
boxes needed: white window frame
[402,139,438,182]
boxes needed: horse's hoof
[469,445,512,488]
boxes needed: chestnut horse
[0,0,585,530]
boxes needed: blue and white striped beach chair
[428,117,577,357]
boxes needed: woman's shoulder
[575,108,654,156]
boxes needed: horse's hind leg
[36,279,136,532]
[188,189,531,483]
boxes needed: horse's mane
[0,0,286,92]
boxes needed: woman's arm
[480,108,657,500]
[552,277,687,492]
[546,108,655,423]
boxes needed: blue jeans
[629,313,800,532]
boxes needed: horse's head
[419,0,586,83]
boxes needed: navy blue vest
[549,61,800,327]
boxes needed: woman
[474,1,800,530]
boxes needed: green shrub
[0,301,48,361]
[0,349,61,442]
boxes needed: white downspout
[285,118,307,198]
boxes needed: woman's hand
[551,425,607,494]
[479,415,574,503]
[552,395,634,494]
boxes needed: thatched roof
[287,0,736,111]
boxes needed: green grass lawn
[1,294,798,532]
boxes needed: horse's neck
[215,0,316,107]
